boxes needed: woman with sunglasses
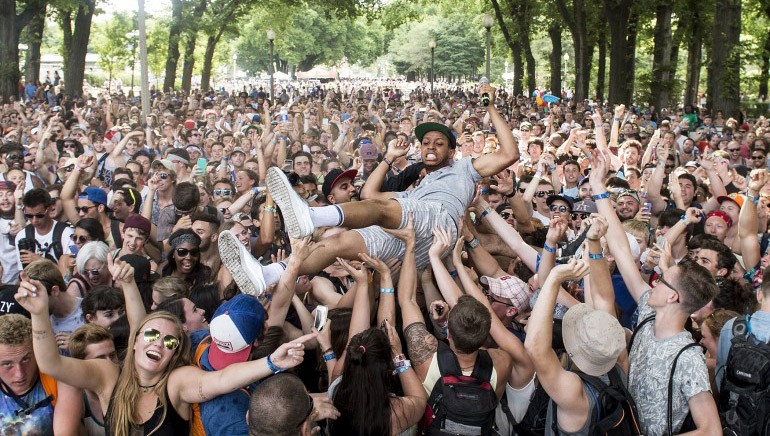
[58,218,105,280]
[14,266,313,436]
[161,229,211,288]
[67,241,112,298]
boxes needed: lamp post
[563,53,569,92]
[429,39,436,95]
[232,53,238,83]
[483,13,493,79]
[267,29,275,101]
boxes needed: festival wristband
[592,192,610,201]
[589,252,604,260]
[266,354,286,374]
[543,243,557,254]
[380,288,395,294]
[323,352,337,362]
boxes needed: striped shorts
[355,198,458,269]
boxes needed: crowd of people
[0,77,769,436]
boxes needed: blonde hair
[108,311,191,436]
[0,314,31,345]
[622,220,651,247]
[152,277,189,301]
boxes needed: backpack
[549,366,642,436]
[629,314,702,435]
[422,341,499,436]
[110,220,123,249]
[190,336,212,436]
[501,380,550,436]
[24,221,68,262]
[718,315,770,436]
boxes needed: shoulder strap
[25,224,34,242]
[667,342,703,436]
[194,335,212,367]
[731,315,750,341]
[629,314,656,352]
[470,349,494,383]
[111,220,123,249]
[40,373,58,408]
[50,221,67,259]
[436,341,463,377]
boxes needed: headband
[170,232,199,249]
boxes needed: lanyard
[0,377,53,416]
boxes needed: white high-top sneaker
[218,230,266,296]
[266,167,315,239]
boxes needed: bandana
[169,232,199,249]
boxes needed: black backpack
[549,366,642,436]
[718,315,770,436]
[24,221,68,262]
[499,380,550,436]
[422,342,498,436]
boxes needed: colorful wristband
[465,237,480,250]
[380,287,395,294]
[589,252,604,260]
[323,352,337,362]
[592,192,610,201]
[543,243,557,254]
[266,354,286,374]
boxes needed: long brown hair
[108,311,191,436]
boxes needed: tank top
[104,387,189,436]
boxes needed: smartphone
[314,305,328,331]
[283,159,293,168]
[643,202,652,214]
[656,235,666,248]
[69,244,79,256]
[322,118,329,126]
[196,158,207,173]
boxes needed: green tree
[0,0,47,99]
[94,12,134,89]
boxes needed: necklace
[139,383,158,393]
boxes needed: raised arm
[62,154,95,224]
[590,148,651,301]
[646,146,671,215]
[428,226,464,307]
[267,237,311,328]
[524,260,589,415]
[110,258,147,330]
[537,216,568,288]
[14,275,118,397]
[473,84,520,177]
[360,136,406,201]
[476,197,539,273]
[360,253,396,327]
[740,169,766,269]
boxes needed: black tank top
[104,387,189,435]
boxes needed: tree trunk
[511,0,536,95]
[708,0,741,118]
[512,40,523,96]
[625,10,639,102]
[162,0,184,92]
[180,0,207,93]
[200,35,217,92]
[650,0,673,111]
[605,0,634,104]
[0,0,21,100]
[759,32,770,100]
[596,26,607,102]
[62,0,96,99]
[549,23,562,96]
[684,5,703,106]
[23,5,45,85]
[554,0,591,102]
[0,0,45,100]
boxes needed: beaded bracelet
[264,205,277,213]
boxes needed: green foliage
[388,12,484,79]
[93,12,135,79]
[236,5,386,74]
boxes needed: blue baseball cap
[78,187,108,206]
[208,294,265,370]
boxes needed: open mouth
[146,350,161,362]
[181,260,193,269]
[425,153,437,160]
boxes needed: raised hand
[289,236,313,263]
[546,216,568,246]
[382,213,415,245]
[491,171,515,196]
[550,258,590,282]
[428,226,453,259]
[109,257,135,286]
[336,257,368,284]
[697,154,715,171]
[269,332,316,370]
[358,252,390,276]
[584,214,609,241]
[613,104,625,119]
[683,207,703,224]
[749,169,767,194]
[383,319,403,356]
[386,135,410,159]
[14,272,49,316]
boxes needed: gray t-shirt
[396,157,482,222]
[628,291,711,436]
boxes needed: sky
[98,0,170,20]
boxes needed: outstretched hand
[550,258,590,282]
[269,332,316,370]
[383,213,415,245]
[429,226,453,259]
[336,257,368,283]
[14,272,49,316]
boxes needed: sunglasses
[191,133,201,137]
[311,150,324,155]
[70,234,90,243]
[571,212,590,220]
[62,144,77,149]
[85,268,103,277]
[175,247,200,257]
[142,328,180,351]
[155,173,170,180]
[728,148,740,152]
[483,290,518,308]
[62,165,75,172]
[24,213,47,219]
[213,189,232,196]
[534,190,555,198]
[500,212,512,220]
[752,155,765,160]
[549,205,569,213]
[76,205,97,214]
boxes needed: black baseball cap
[322,168,358,198]
[414,122,457,149]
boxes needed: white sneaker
[266,167,314,238]
[218,230,265,296]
